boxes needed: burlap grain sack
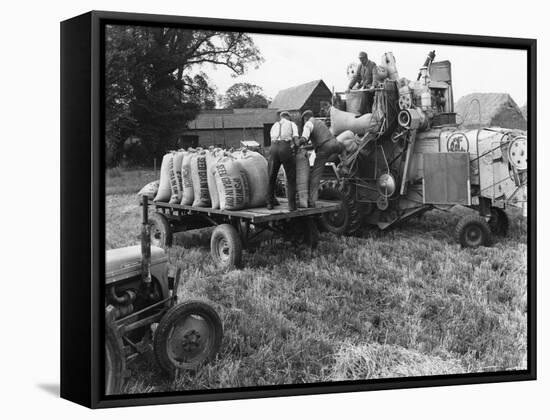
[206,149,225,209]
[336,130,359,153]
[295,149,310,208]
[169,151,185,204]
[214,156,250,211]
[191,150,211,207]
[237,150,268,208]
[137,180,159,203]
[153,153,173,202]
[180,151,195,205]
[330,106,374,136]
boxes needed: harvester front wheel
[488,207,509,236]
[455,214,492,248]
[149,212,172,249]
[318,180,361,235]
[153,300,223,375]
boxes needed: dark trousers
[362,92,374,114]
[267,140,296,209]
[309,138,343,204]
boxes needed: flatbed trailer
[148,198,342,268]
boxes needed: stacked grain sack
[151,147,269,211]
[276,148,310,208]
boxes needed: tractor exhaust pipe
[141,195,152,290]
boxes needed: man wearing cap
[299,110,344,208]
[266,111,299,211]
[347,51,377,113]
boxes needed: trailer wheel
[149,212,172,248]
[304,218,320,249]
[455,214,492,248]
[488,207,509,236]
[154,300,223,375]
[211,224,242,269]
[105,320,125,395]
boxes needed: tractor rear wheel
[488,207,509,236]
[153,300,223,375]
[455,214,492,248]
[149,212,172,249]
[318,180,361,235]
[105,320,125,395]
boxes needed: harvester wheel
[105,320,125,395]
[149,212,172,249]
[455,214,492,248]
[153,300,223,375]
[488,207,509,236]
[318,180,361,235]
[211,224,243,269]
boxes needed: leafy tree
[105,26,263,166]
[223,83,269,109]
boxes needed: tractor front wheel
[455,214,492,248]
[153,300,223,375]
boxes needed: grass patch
[106,169,527,393]
[106,167,157,196]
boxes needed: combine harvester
[319,51,527,247]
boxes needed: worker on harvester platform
[347,51,377,113]
[266,111,299,211]
[299,110,344,208]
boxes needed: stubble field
[106,168,528,394]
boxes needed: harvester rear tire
[488,207,509,236]
[455,214,492,248]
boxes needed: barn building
[269,79,333,129]
[454,93,527,130]
[182,108,279,149]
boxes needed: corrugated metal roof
[269,79,330,111]
[455,93,526,129]
[188,108,278,129]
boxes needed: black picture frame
[60,10,537,409]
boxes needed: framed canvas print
[60,10,536,408]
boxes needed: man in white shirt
[267,111,299,210]
[300,110,344,207]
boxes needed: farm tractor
[318,52,528,247]
[104,196,223,395]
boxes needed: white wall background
[0,0,546,418]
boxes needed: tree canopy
[105,25,263,166]
[223,83,270,109]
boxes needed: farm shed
[269,79,332,129]
[455,93,527,130]
[184,108,279,148]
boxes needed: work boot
[266,202,274,210]
[308,200,316,208]
[288,201,297,212]
[273,198,280,206]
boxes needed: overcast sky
[200,32,527,107]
